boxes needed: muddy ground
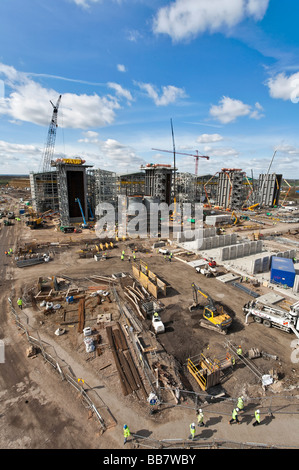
[1,193,299,451]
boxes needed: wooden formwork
[132,261,167,299]
[187,355,221,391]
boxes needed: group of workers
[121,249,136,261]
[4,248,13,256]
[163,252,173,262]
[124,398,262,445]
[229,396,261,426]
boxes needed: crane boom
[152,148,209,175]
[42,95,62,173]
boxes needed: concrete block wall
[176,227,216,243]
[293,275,299,293]
[205,214,232,225]
[219,240,263,262]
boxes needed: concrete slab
[256,292,285,305]
[216,273,241,283]
[187,259,207,268]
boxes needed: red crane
[152,148,209,175]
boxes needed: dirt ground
[1,192,299,452]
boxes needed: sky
[0,0,299,179]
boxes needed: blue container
[270,256,295,287]
[19,209,25,215]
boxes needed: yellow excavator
[189,283,233,334]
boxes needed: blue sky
[0,0,299,179]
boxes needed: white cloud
[99,139,145,170]
[197,133,223,143]
[117,64,126,73]
[153,0,270,42]
[275,144,299,156]
[126,29,143,43]
[246,0,270,20]
[135,82,186,106]
[70,0,102,9]
[209,96,264,123]
[266,72,299,102]
[203,145,239,158]
[78,130,99,143]
[0,63,122,129]
[107,82,133,103]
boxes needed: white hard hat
[199,409,203,413]
[236,407,239,411]
[257,409,260,413]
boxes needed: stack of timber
[106,322,147,399]
[123,284,149,320]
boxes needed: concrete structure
[141,164,175,205]
[53,159,92,227]
[216,169,245,210]
[258,173,282,207]
[205,214,232,225]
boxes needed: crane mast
[42,95,62,173]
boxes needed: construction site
[1,98,299,451]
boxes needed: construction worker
[197,409,205,427]
[229,407,240,425]
[122,250,125,256]
[237,396,244,412]
[231,356,236,367]
[252,409,261,426]
[153,312,159,318]
[123,424,131,445]
[133,251,136,261]
[237,345,243,356]
[121,253,124,261]
[17,298,23,310]
[168,254,172,262]
[189,423,196,440]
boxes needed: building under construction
[216,168,246,210]
[141,163,175,205]
[117,172,145,197]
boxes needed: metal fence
[7,297,111,433]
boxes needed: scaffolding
[87,169,117,214]
[117,172,145,197]
[29,171,59,214]
[176,172,197,204]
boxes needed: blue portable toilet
[270,256,296,287]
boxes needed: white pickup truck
[152,314,165,334]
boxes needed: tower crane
[152,148,209,175]
[42,95,62,173]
